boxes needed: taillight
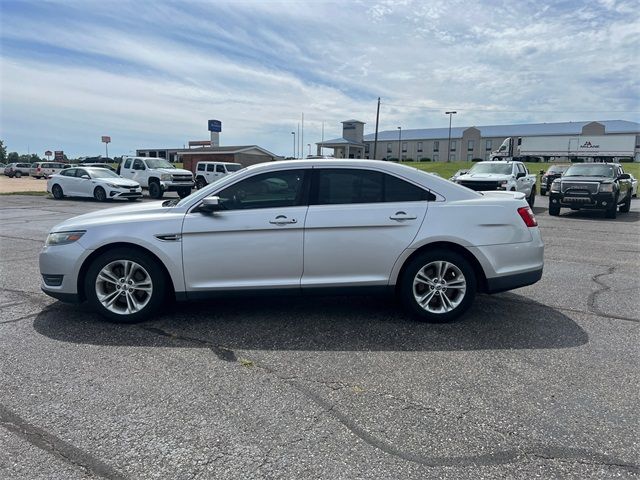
[518,206,538,227]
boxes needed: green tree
[0,140,6,163]
[7,152,19,163]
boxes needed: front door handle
[390,211,417,221]
[269,215,297,225]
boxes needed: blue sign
[208,119,222,132]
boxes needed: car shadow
[33,292,588,353]
[558,209,639,223]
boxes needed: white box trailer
[492,135,639,161]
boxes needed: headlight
[599,183,614,193]
[105,183,120,189]
[46,231,85,246]
[550,181,561,192]
[160,174,172,181]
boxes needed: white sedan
[47,167,142,202]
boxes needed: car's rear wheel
[15,171,22,178]
[94,186,107,202]
[148,181,163,199]
[528,187,536,207]
[52,184,64,200]
[84,248,166,323]
[399,249,477,323]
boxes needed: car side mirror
[81,175,90,179]
[516,172,526,179]
[618,173,630,180]
[199,196,222,213]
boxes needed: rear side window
[197,164,205,171]
[124,158,132,169]
[313,169,432,205]
[207,164,215,172]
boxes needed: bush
[387,157,399,162]
[419,157,431,162]
[403,158,414,162]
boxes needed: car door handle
[269,215,297,225]
[389,211,417,221]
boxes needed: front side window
[75,169,89,178]
[132,159,144,170]
[216,165,225,173]
[216,170,307,210]
[197,164,205,171]
[314,169,430,205]
[61,169,76,177]
[124,158,132,169]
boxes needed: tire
[177,187,191,198]
[399,249,477,323]
[15,171,22,178]
[605,199,617,219]
[528,187,536,208]
[52,184,64,200]
[94,186,107,202]
[148,181,163,199]
[619,192,631,213]
[195,177,207,190]
[84,248,167,323]
[549,203,560,216]
[540,190,546,197]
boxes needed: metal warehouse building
[317,119,640,162]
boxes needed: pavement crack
[0,404,127,479]
[585,266,637,322]
[140,326,237,362]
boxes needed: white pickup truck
[119,157,194,199]
[455,161,537,207]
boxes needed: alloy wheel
[95,260,153,315]
[412,261,467,314]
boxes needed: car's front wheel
[148,181,163,199]
[84,248,166,323]
[94,186,107,202]
[52,184,64,200]
[619,192,631,213]
[177,187,191,198]
[399,249,477,323]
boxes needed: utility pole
[373,97,380,160]
[301,112,304,159]
[397,126,402,162]
[297,123,300,158]
[445,111,457,162]
[307,143,311,156]
[321,121,324,156]
[291,131,296,158]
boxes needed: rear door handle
[389,211,417,221]
[269,215,297,225]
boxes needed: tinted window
[61,169,76,177]
[124,158,132,169]
[385,174,431,202]
[206,164,215,172]
[197,164,205,171]
[226,164,242,172]
[217,170,307,210]
[216,165,225,173]
[313,169,431,204]
[316,169,383,205]
[75,169,89,178]
[133,159,144,169]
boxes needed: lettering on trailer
[580,141,600,149]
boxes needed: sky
[1,0,639,158]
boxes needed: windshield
[226,164,242,172]
[564,164,615,178]
[173,167,247,208]
[89,168,120,179]
[469,163,513,175]
[547,165,568,174]
[146,158,175,169]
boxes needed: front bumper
[108,186,143,199]
[159,181,194,191]
[39,242,92,302]
[550,191,615,209]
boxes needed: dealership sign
[208,119,222,133]
[44,150,52,157]
[101,136,111,143]
[54,151,64,161]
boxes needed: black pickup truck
[549,163,632,219]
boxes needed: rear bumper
[486,267,543,293]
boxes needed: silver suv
[4,163,32,178]
[30,162,67,179]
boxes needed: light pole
[397,126,402,162]
[445,111,456,162]
[291,132,296,158]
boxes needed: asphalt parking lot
[1,195,638,479]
